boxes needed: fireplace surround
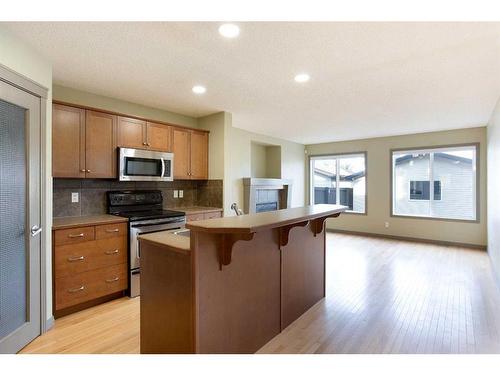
[243,178,292,214]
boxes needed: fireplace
[243,178,292,214]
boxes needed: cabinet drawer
[55,264,127,310]
[54,236,127,278]
[205,211,222,219]
[186,213,205,222]
[54,226,95,246]
[95,222,127,240]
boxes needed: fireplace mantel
[243,178,293,214]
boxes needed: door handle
[68,285,85,293]
[160,157,165,177]
[67,255,85,262]
[30,225,42,237]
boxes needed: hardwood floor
[21,233,500,354]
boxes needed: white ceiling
[3,22,500,144]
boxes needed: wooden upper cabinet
[117,116,146,149]
[52,102,208,180]
[53,104,86,178]
[147,122,171,152]
[172,128,191,179]
[190,131,208,180]
[85,111,117,178]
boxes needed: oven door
[119,147,173,181]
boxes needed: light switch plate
[179,190,184,198]
[173,190,179,198]
[71,192,79,203]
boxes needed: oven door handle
[160,157,165,178]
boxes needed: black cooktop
[107,190,185,222]
[113,209,185,222]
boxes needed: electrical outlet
[71,192,79,203]
[385,222,390,228]
[173,190,179,198]
[179,190,184,198]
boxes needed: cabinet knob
[142,142,147,146]
[80,169,86,172]
[86,169,91,173]
[147,143,151,146]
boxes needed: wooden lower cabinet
[55,264,128,311]
[53,222,128,317]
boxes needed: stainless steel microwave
[118,147,174,181]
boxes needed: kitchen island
[138,204,346,354]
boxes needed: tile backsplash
[53,178,223,218]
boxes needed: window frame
[309,151,367,215]
[390,143,479,223]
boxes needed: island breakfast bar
[139,204,347,353]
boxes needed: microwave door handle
[160,158,165,177]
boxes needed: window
[409,181,441,200]
[392,145,477,220]
[310,153,366,213]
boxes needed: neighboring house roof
[395,152,472,165]
[314,168,365,181]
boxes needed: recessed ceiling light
[192,85,206,94]
[218,23,240,38]
[294,73,310,83]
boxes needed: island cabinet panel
[85,110,117,178]
[172,127,191,179]
[117,116,146,149]
[190,131,208,180]
[52,104,86,178]
[280,225,326,329]
[140,242,193,354]
[147,121,171,152]
[193,230,282,354]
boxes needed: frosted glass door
[0,79,41,353]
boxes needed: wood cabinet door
[147,122,171,152]
[85,110,117,178]
[52,104,86,178]
[172,127,191,179]
[190,131,208,180]
[117,116,146,149]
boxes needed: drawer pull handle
[105,277,119,283]
[105,249,119,255]
[67,255,85,262]
[68,233,84,238]
[68,285,85,293]
[105,228,119,233]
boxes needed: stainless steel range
[107,190,186,297]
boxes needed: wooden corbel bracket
[278,220,309,249]
[218,232,255,270]
[311,213,341,236]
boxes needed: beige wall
[226,117,306,216]
[306,127,487,247]
[197,111,305,215]
[198,111,227,180]
[53,84,198,128]
[487,97,500,283]
[0,27,53,320]
[251,142,267,178]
